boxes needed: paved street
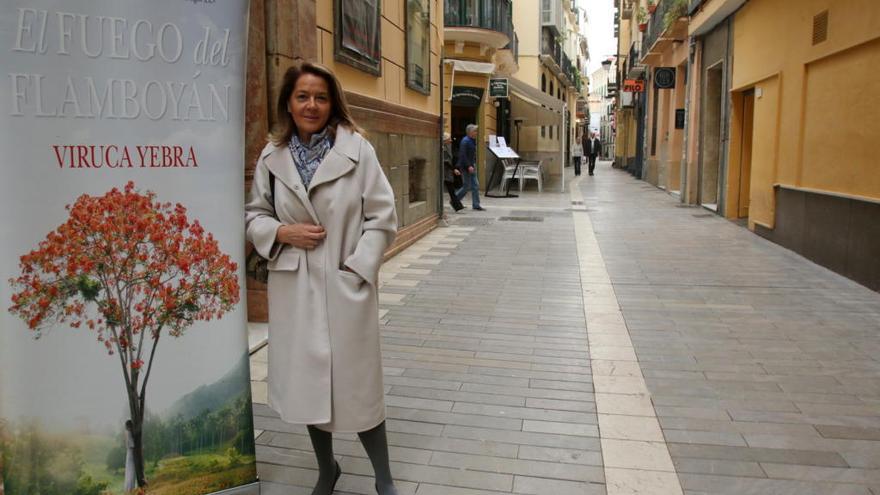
[250,161,880,494]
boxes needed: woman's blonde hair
[270,61,364,145]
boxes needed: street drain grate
[451,217,494,226]
[692,213,715,218]
[571,200,584,205]
[498,216,544,222]
[510,210,571,218]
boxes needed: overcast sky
[580,0,617,74]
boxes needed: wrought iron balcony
[445,0,515,49]
[625,41,645,79]
[641,0,689,64]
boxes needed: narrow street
[251,162,880,495]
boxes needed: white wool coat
[245,126,397,432]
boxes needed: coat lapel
[308,126,361,193]
[264,145,321,224]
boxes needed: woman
[442,133,464,212]
[245,61,399,495]
[571,134,583,177]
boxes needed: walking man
[455,124,484,210]
[585,132,601,176]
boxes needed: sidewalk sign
[0,2,258,494]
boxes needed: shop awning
[509,77,564,127]
[448,59,496,74]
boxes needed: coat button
[294,185,299,190]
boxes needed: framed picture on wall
[406,0,431,94]
[335,0,382,75]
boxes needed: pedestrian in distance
[586,131,602,176]
[455,124,485,210]
[442,132,465,212]
[245,61,400,495]
[571,134,583,176]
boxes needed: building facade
[442,0,518,193]
[590,61,617,159]
[612,0,880,291]
[244,0,444,321]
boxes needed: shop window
[406,0,431,94]
[409,157,426,203]
[335,0,382,75]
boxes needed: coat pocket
[338,268,366,287]
[268,250,300,271]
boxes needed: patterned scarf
[289,127,334,189]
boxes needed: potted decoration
[663,0,688,30]
[647,0,657,14]
[637,6,648,32]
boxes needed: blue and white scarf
[289,127,334,189]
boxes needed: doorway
[699,63,724,210]
[734,89,755,218]
[451,104,479,160]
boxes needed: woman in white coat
[245,62,399,495]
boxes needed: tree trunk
[133,422,147,487]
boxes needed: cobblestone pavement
[250,161,880,494]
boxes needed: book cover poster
[0,1,257,494]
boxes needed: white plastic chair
[519,160,543,192]
[497,159,519,193]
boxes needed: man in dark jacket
[585,132,602,176]
[455,124,484,210]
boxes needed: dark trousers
[588,154,597,175]
[573,157,582,176]
[445,181,463,210]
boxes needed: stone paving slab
[250,160,880,494]
[582,163,880,495]
[251,173,607,494]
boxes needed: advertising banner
[0,1,257,494]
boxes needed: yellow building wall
[316,0,441,116]
[731,0,880,227]
[513,0,540,57]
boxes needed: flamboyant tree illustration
[8,181,240,489]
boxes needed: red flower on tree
[8,181,240,488]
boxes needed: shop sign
[489,78,509,98]
[623,79,645,92]
[452,86,485,107]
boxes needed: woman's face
[289,73,332,141]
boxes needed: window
[406,0,431,93]
[549,80,554,96]
[541,74,546,92]
[541,126,546,138]
[335,0,382,75]
[549,126,553,139]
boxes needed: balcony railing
[642,0,689,58]
[445,0,515,42]
[625,41,643,78]
[508,32,519,62]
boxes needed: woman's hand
[453,169,461,176]
[276,223,326,249]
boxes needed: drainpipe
[439,57,447,223]
[562,102,567,192]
